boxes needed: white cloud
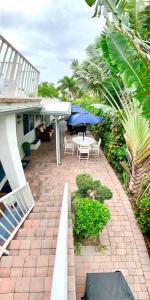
[0,0,105,83]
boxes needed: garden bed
[71,173,112,250]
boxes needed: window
[23,114,29,135]
[23,114,35,135]
[29,115,34,131]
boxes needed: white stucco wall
[0,113,42,190]
[16,114,42,158]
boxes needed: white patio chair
[64,137,75,155]
[90,138,101,157]
[78,146,90,161]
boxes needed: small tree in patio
[72,173,113,203]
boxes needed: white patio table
[72,136,96,146]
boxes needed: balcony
[0,35,40,98]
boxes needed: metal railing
[0,35,40,97]
[0,182,35,257]
[51,183,68,300]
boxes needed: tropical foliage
[135,174,150,233]
[86,106,128,183]
[71,0,150,197]
[84,0,150,119]
[57,75,83,100]
[38,82,58,98]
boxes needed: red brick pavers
[0,136,149,300]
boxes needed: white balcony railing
[0,35,40,97]
[0,183,35,257]
[51,183,68,300]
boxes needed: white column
[0,114,26,189]
[55,118,61,166]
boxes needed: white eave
[0,96,42,115]
[0,97,71,117]
[40,100,71,117]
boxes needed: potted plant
[22,142,31,156]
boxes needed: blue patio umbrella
[71,104,88,114]
[68,112,104,125]
[67,112,104,139]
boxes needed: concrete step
[0,275,52,298]
[23,218,60,227]
[16,227,58,239]
[27,212,60,220]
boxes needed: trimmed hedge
[73,197,110,238]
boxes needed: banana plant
[72,38,150,197]
[101,83,150,198]
[84,0,150,68]
[98,31,150,118]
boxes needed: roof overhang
[40,100,71,117]
[0,97,71,117]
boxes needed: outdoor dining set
[64,104,103,160]
[64,135,101,160]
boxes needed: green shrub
[136,196,150,234]
[73,197,110,238]
[92,180,113,203]
[92,112,128,185]
[92,180,101,189]
[76,173,93,196]
[71,191,81,201]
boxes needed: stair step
[0,276,51,295]
[23,218,60,227]
[32,207,61,213]
[16,226,58,238]
[8,239,57,251]
[27,212,60,219]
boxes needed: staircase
[0,184,76,299]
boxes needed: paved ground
[0,133,150,300]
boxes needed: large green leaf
[106,32,144,89]
[85,0,96,7]
[126,0,145,32]
[142,99,150,119]
[126,0,150,38]
[98,34,117,72]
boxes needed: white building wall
[16,114,41,158]
[0,114,26,189]
[0,113,42,190]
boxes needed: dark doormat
[21,159,30,169]
[0,180,12,193]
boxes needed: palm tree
[71,44,110,97]
[58,76,82,100]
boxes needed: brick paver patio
[0,133,149,300]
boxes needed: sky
[0,0,105,84]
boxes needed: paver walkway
[0,134,149,300]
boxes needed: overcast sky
[0,0,105,84]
